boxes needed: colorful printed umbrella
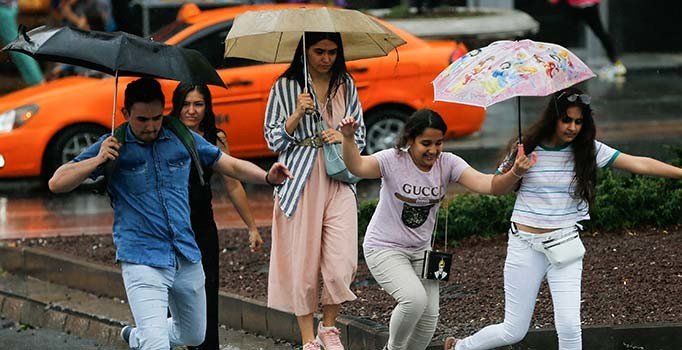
[432,40,595,140]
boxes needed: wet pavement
[0,320,118,350]
[0,271,294,350]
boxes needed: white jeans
[121,255,207,350]
[457,227,583,350]
[365,248,439,350]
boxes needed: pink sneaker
[303,340,321,350]
[315,322,344,349]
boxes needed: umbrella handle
[111,70,119,134]
[302,32,308,93]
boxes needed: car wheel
[43,124,108,181]
[364,108,411,154]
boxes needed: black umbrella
[2,25,226,132]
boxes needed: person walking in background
[48,77,291,350]
[549,0,626,78]
[47,0,108,80]
[58,0,115,31]
[264,31,365,350]
[443,86,682,350]
[337,109,535,350]
[170,83,264,350]
[0,0,44,86]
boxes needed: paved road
[0,318,293,350]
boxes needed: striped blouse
[264,73,366,217]
[497,140,620,229]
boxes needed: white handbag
[539,231,585,268]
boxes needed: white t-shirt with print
[363,149,470,251]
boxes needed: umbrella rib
[273,32,283,63]
[365,32,389,56]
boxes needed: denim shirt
[74,126,221,268]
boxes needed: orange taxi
[0,3,485,180]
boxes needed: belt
[297,136,323,148]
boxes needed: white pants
[121,255,207,350]
[457,227,583,350]
[365,248,439,350]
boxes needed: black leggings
[569,4,618,63]
[188,222,220,350]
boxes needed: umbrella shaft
[112,71,119,134]
[517,96,522,143]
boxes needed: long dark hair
[395,109,448,150]
[170,83,218,145]
[280,32,349,101]
[515,86,597,205]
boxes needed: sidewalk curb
[0,289,126,349]
[1,245,681,349]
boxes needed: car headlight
[0,104,39,133]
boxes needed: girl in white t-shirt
[339,109,535,350]
[443,86,682,350]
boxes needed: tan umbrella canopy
[224,7,406,64]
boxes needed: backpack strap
[103,118,206,187]
[163,116,206,186]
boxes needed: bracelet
[511,168,524,178]
[265,172,276,186]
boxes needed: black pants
[569,4,618,63]
[188,221,220,350]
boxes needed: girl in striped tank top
[444,86,682,350]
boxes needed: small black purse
[421,250,453,281]
[420,165,453,281]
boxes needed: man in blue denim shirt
[48,78,291,350]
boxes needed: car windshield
[150,21,190,42]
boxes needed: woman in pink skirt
[263,32,366,350]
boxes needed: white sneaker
[600,61,627,78]
[613,60,627,76]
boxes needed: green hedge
[358,152,682,244]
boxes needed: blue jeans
[121,255,206,350]
[0,6,43,85]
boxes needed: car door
[178,22,281,158]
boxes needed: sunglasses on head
[557,91,591,105]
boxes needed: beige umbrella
[224,7,406,64]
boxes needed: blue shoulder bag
[315,114,361,184]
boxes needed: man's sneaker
[302,340,321,350]
[315,322,344,349]
[120,325,133,345]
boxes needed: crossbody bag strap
[429,154,449,252]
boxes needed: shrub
[357,150,682,244]
[589,168,682,231]
[434,194,515,243]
